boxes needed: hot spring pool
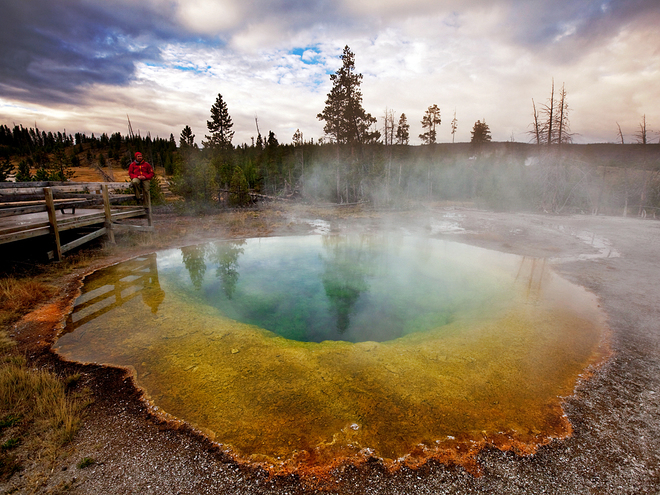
[54,234,608,472]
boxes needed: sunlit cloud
[176,0,241,34]
[0,0,658,145]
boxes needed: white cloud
[175,0,241,34]
[1,0,659,145]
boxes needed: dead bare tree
[635,114,648,145]
[382,107,396,146]
[451,109,458,144]
[555,83,572,145]
[615,122,628,215]
[292,129,304,196]
[529,99,544,144]
[529,80,572,145]
[381,107,396,203]
[527,80,579,212]
[545,79,555,146]
[616,122,625,144]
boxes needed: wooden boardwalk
[0,182,153,261]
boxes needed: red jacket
[128,159,155,180]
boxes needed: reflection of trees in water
[320,236,376,334]
[180,241,246,297]
[181,244,208,289]
[211,240,245,299]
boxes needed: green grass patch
[64,374,82,391]
[0,414,21,429]
[77,456,95,469]
[1,438,19,450]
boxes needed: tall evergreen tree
[180,125,195,148]
[203,94,234,150]
[317,46,377,145]
[395,113,410,145]
[292,129,304,146]
[266,130,279,148]
[470,120,492,145]
[419,104,441,145]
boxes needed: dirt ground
[4,204,660,494]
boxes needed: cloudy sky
[1,0,658,146]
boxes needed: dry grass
[0,277,56,328]
[0,347,90,484]
[0,358,88,447]
[0,273,90,485]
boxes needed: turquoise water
[158,235,512,343]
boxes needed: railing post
[44,187,62,261]
[102,184,115,244]
[145,186,153,227]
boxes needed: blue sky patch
[290,45,322,66]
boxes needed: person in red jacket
[128,152,154,203]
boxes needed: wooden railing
[0,182,152,261]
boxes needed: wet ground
[6,205,660,494]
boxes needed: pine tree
[317,46,377,145]
[203,94,234,151]
[292,129,304,146]
[15,160,32,182]
[266,131,279,148]
[180,125,195,148]
[395,113,410,145]
[419,104,441,145]
[470,120,492,145]
[34,167,50,181]
[229,166,250,206]
[52,148,74,181]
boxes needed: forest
[1,46,659,216]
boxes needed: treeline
[171,135,660,215]
[0,124,178,181]
[2,120,660,215]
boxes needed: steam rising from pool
[54,234,608,474]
